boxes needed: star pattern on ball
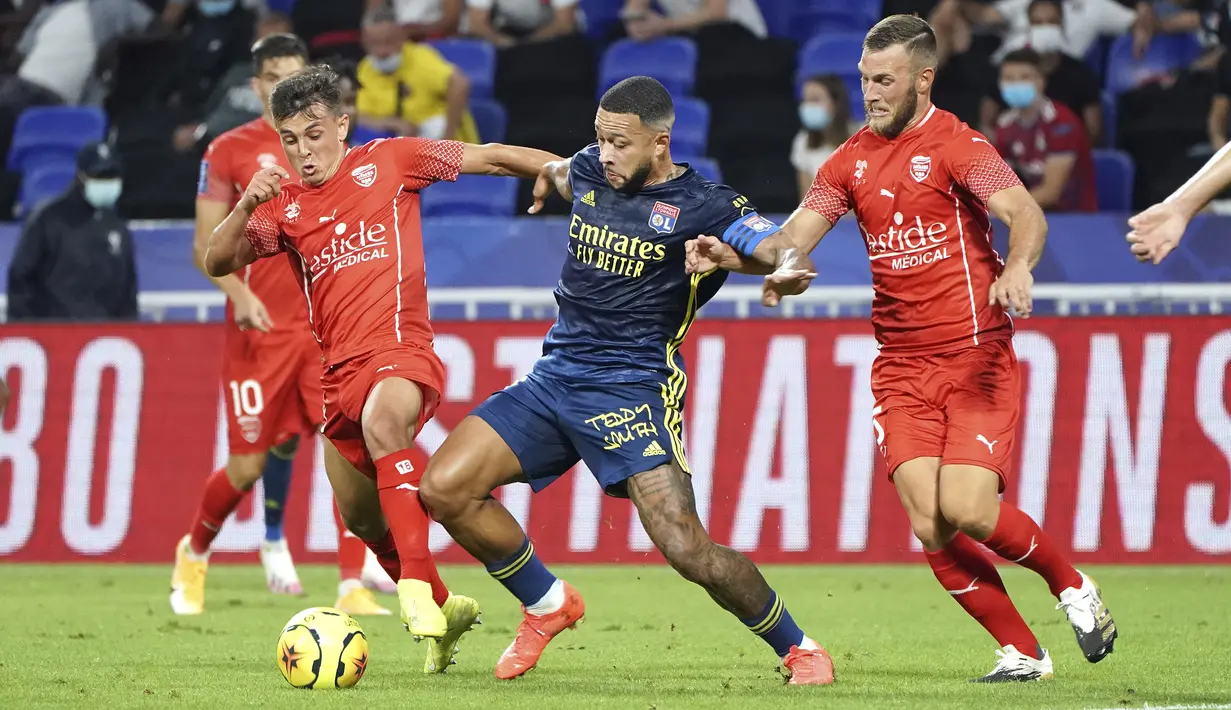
[280,642,307,675]
[353,652,368,680]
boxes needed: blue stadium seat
[18,163,77,217]
[678,155,723,183]
[1101,90,1117,148]
[788,0,879,41]
[579,0,621,40]
[430,39,496,99]
[421,174,517,217]
[470,99,507,143]
[598,38,698,98]
[1092,149,1134,210]
[6,106,107,173]
[671,97,709,156]
[797,33,865,119]
[1105,32,1202,96]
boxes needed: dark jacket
[6,184,139,321]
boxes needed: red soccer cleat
[782,645,836,686]
[494,582,585,680]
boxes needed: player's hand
[989,260,1034,318]
[0,377,9,416]
[685,235,733,274]
[528,160,571,214]
[238,166,289,212]
[233,290,273,333]
[1127,201,1188,265]
[762,249,818,307]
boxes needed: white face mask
[83,178,122,209]
[369,53,402,75]
[1028,24,1067,54]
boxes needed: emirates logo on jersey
[909,155,932,182]
[351,163,377,188]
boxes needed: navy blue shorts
[472,372,687,498]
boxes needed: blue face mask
[83,179,122,209]
[799,103,832,131]
[1001,81,1038,109]
[197,0,237,17]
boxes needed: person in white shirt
[931,0,1138,65]
[791,74,856,201]
[465,0,579,47]
[387,0,464,41]
[622,0,767,40]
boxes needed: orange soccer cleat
[782,645,836,686]
[494,581,585,680]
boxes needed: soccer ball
[276,607,369,689]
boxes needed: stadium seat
[6,106,107,173]
[579,0,621,40]
[18,164,77,217]
[430,39,496,99]
[598,38,698,98]
[671,97,710,156]
[421,174,518,217]
[679,155,723,183]
[788,0,879,41]
[1092,149,1134,210]
[796,33,865,118]
[470,99,508,143]
[1105,32,1202,96]
[1101,90,1117,148]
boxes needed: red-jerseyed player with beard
[687,15,1117,682]
[170,34,391,620]
[203,64,564,673]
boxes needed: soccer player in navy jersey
[417,76,834,685]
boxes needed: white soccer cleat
[1057,570,1118,663]
[971,645,1054,683]
[361,547,397,594]
[260,538,303,595]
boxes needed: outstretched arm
[461,143,563,179]
[204,166,287,277]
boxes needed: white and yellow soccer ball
[276,607,369,689]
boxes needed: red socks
[925,533,1042,659]
[188,467,246,555]
[334,501,367,581]
[980,501,1083,597]
[373,450,449,606]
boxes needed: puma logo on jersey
[880,188,895,199]
[376,365,396,373]
[319,209,337,223]
[971,137,989,144]
[976,434,998,454]
[581,190,596,206]
[395,482,418,492]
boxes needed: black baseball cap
[77,142,122,178]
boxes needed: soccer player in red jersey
[169,35,391,619]
[689,15,1117,682]
[202,64,563,671]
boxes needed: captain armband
[721,211,781,257]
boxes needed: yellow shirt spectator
[356,42,479,143]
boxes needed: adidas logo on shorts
[642,441,667,457]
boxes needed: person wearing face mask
[978,0,1103,144]
[6,142,138,321]
[992,49,1098,212]
[791,74,855,201]
[159,0,263,114]
[355,6,478,142]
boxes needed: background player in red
[688,15,1117,682]
[170,35,390,619]
[201,64,563,672]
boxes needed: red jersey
[804,105,1023,356]
[199,119,310,335]
[242,137,464,367]
[993,99,1098,213]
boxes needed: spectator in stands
[6,142,139,321]
[992,49,1099,212]
[159,0,267,31]
[620,0,768,40]
[464,0,578,47]
[791,74,855,201]
[390,0,464,41]
[978,0,1104,144]
[0,0,155,159]
[931,0,1139,66]
[1212,44,1231,149]
[161,0,265,114]
[172,12,295,152]
[356,6,478,141]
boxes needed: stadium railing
[3,284,1231,323]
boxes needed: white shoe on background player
[361,548,397,594]
[260,538,303,595]
[970,645,1053,683]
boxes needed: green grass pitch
[2,564,1230,709]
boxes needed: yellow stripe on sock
[489,542,536,581]
[749,595,785,636]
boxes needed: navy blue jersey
[535,144,780,384]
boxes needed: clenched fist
[238,166,290,212]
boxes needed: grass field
[2,564,1229,709]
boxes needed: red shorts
[321,345,445,477]
[870,338,1020,490]
[222,330,322,455]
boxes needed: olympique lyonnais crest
[910,155,931,182]
[351,163,377,188]
[648,201,679,235]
